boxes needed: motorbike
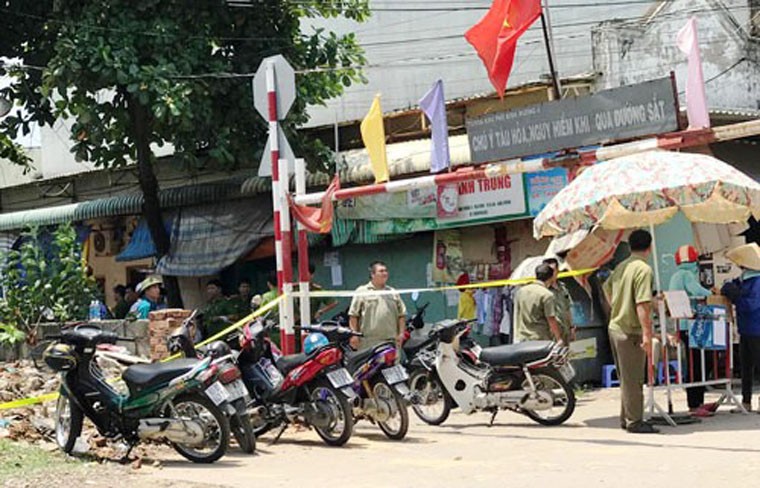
[409,318,576,426]
[90,312,256,454]
[164,310,255,454]
[44,324,231,463]
[301,323,411,441]
[399,300,456,425]
[236,317,357,446]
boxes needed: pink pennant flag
[676,17,710,129]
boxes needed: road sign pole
[264,60,291,352]
[255,54,298,354]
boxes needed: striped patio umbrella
[533,150,760,239]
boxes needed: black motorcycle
[44,324,230,463]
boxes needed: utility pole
[540,0,562,100]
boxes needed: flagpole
[540,0,562,99]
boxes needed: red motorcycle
[236,318,357,446]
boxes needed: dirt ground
[139,388,760,488]
[4,388,760,487]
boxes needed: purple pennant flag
[419,79,450,173]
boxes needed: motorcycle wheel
[408,369,452,426]
[230,399,256,454]
[170,393,230,463]
[55,392,83,454]
[309,380,354,447]
[373,380,409,441]
[521,367,576,426]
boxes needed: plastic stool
[602,364,620,388]
[657,360,680,385]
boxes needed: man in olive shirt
[514,264,564,344]
[603,229,657,434]
[543,258,575,344]
[348,261,407,349]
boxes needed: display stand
[644,290,746,427]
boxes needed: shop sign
[436,173,527,226]
[526,167,568,216]
[466,77,679,163]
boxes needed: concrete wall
[87,253,153,308]
[306,0,654,127]
[592,0,760,110]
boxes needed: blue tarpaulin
[116,216,173,262]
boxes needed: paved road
[141,389,760,487]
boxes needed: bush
[0,223,97,345]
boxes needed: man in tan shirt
[514,264,564,344]
[603,229,657,434]
[348,261,407,349]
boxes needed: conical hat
[726,243,760,271]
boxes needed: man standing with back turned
[603,229,658,434]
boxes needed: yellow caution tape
[1,268,596,413]
[0,392,59,410]
[301,268,598,298]
[162,295,284,362]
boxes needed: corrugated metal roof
[239,134,471,193]
[0,179,250,231]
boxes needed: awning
[156,197,274,276]
[0,179,248,232]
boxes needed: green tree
[0,224,97,346]
[0,1,368,306]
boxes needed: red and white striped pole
[265,60,295,353]
[278,157,295,354]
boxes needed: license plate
[559,363,575,382]
[224,379,247,402]
[206,381,230,406]
[326,368,355,388]
[382,364,409,384]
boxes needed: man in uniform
[228,278,254,318]
[543,257,575,344]
[202,279,236,338]
[348,261,406,350]
[514,264,564,344]
[603,229,657,434]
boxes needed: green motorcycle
[45,324,230,463]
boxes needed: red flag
[465,0,542,97]
[289,175,340,234]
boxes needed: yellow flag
[360,95,389,183]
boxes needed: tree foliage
[0,224,97,346]
[0,1,369,307]
[0,0,369,172]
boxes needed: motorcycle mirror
[411,291,420,302]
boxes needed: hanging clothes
[499,286,516,341]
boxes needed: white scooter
[415,319,576,426]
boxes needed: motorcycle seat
[478,341,554,367]
[402,336,435,355]
[276,353,308,375]
[344,342,395,374]
[122,358,200,394]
